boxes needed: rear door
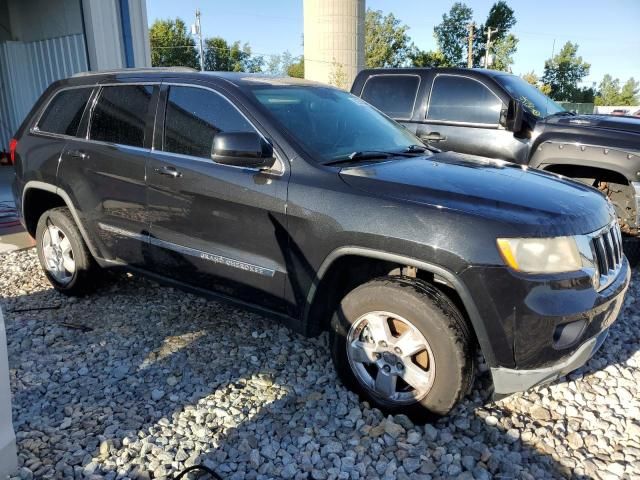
[146,82,290,313]
[359,74,423,135]
[58,82,158,265]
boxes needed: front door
[419,74,521,161]
[146,84,289,313]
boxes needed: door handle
[420,132,447,142]
[154,165,183,178]
[67,150,89,160]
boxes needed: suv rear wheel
[35,207,99,295]
[330,276,474,418]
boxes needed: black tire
[35,207,100,295]
[623,235,640,267]
[330,276,474,420]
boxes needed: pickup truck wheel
[330,276,474,418]
[623,235,640,266]
[35,207,99,295]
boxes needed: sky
[146,0,640,86]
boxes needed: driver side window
[163,86,254,159]
[427,75,503,125]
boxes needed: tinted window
[38,88,92,136]
[89,85,153,147]
[495,74,565,119]
[361,75,420,119]
[427,76,503,125]
[163,86,254,159]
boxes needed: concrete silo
[303,0,365,89]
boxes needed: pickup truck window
[361,75,420,119]
[163,86,254,159]
[90,85,153,148]
[249,86,420,163]
[495,74,565,119]
[37,88,93,136]
[427,75,503,125]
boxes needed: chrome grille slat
[591,221,624,291]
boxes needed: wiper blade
[545,111,576,119]
[324,151,400,166]
[406,144,440,154]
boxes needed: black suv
[351,68,640,262]
[10,69,631,416]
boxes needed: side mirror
[506,98,524,133]
[211,132,276,169]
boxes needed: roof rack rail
[72,66,199,77]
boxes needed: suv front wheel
[35,207,99,295]
[331,276,474,418]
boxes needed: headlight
[496,236,582,274]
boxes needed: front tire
[330,276,474,419]
[35,207,100,295]
[623,235,640,267]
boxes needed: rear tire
[35,207,100,295]
[330,276,474,420]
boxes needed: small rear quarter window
[37,88,93,136]
[360,75,420,119]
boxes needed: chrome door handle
[154,165,182,178]
[68,150,89,160]
[420,132,447,142]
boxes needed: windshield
[247,85,424,163]
[495,74,565,119]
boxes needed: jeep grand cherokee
[10,69,630,417]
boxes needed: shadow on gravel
[3,267,637,479]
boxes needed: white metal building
[0,0,151,151]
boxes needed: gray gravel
[1,248,639,479]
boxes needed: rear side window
[163,86,254,159]
[37,88,92,136]
[89,85,153,147]
[361,75,420,119]
[427,75,503,125]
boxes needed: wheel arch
[22,181,100,258]
[303,246,498,368]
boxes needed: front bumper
[491,328,608,397]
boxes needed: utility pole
[484,27,498,68]
[193,9,204,71]
[467,23,475,68]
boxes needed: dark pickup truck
[351,68,640,262]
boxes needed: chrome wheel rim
[41,225,75,285]
[346,311,435,405]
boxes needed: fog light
[553,320,586,349]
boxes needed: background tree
[473,1,517,69]
[490,34,518,71]
[287,57,305,78]
[595,75,640,105]
[410,49,446,68]
[542,42,590,101]
[365,9,415,67]
[619,78,639,105]
[522,71,552,96]
[328,60,348,89]
[203,38,263,72]
[433,2,473,67]
[149,18,199,68]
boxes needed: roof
[356,67,514,78]
[69,68,327,89]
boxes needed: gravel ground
[1,248,639,480]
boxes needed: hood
[339,152,615,237]
[545,114,640,136]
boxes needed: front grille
[592,222,624,290]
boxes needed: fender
[304,246,498,368]
[529,140,640,183]
[21,181,103,260]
